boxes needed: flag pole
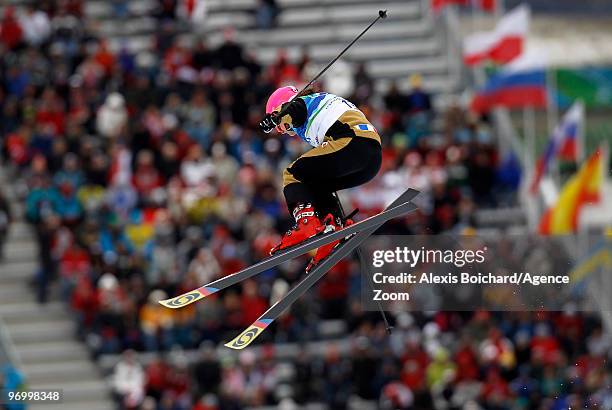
[547,68,561,185]
[546,68,559,138]
[523,106,537,184]
[523,107,529,171]
[470,0,477,35]
[578,99,586,163]
[496,0,504,19]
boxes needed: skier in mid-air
[260,86,382,271]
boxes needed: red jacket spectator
[163,41,193,76]
[36,90,66,136]
[267,50,301,86]
[145,358,170,398]
[481,368,511,403]
[59,243,91,279]
[400,343,429,391]
[94,40,116,75]
[317,260,350,301]
[454,342,480,382]
[0,7,23,49]
[132,150,164,194]
[5,128,30,166]
[70,277,100,327]
[240,280,267,326]
[531,326,561,365]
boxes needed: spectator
[184,90,216,148]
[353,62,375,103]
[112,350,146,410]
[144,355,170,400]
[33,212,61,303]
[425,347,456,392]
[180,144,214,187]
[132,150,164,197]
[216,28,244,70]
[139,290,174,350]
[0,7,23,50]
[406,73,432,114]
[96,93,128,139]
[187,248,221,285]
[193,342,222,396]
[18,5,51,46]
[255,0,280,29]
[267,49,300,87]
[54,153,85,190]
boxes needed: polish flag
[463,5,530,66]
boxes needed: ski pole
[333,192,393,334]
[275,9,388,119]
[295,9,388,98]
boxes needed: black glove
[259,113,280,133]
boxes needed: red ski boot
[270,204,327,255]
[305,216,354,273]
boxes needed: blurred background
[0,0,610,409]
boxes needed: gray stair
[32,380,111,402]
[15,340,90,365]
[6,221,33,240]
[0,260,38,279]
[31,401,114,410]
[0,301,67,323]
[21,360,101,383]
[0,282,37,303]
[5,319,75,343]
[0,172,113,409]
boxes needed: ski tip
[224,319,272,349]
[159,286,219,309]
[158,290,204,309]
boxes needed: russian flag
[463,5,529,66]
[470,69,547,114]
[530,101,584,193]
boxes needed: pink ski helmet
[266,85,298,114]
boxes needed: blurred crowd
[2,1,607,410]
[109,310,612,410]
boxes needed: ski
[224,198,418,349]
[159,188,419,309]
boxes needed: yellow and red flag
[539,147,606,234]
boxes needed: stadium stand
[81,0,461,95]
